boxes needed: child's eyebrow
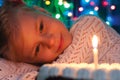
[35,16,39,32]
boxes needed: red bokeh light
[102,1,108,7]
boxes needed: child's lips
[56,34,63,53]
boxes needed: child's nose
[41,34,54,48]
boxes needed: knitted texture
[0,58,39,80]
[54,15,120,64]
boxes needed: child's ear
[33,5,52,16]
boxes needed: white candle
[92,35,98,69]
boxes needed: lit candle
[92,35,98,69]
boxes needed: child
[0,0,72,64]
[1,0,120,64]
[0,0,72,79]
[0,0,120,80]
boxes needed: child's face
[7,8,72,63]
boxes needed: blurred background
[0,0,120,34]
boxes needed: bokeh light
[55,14,61,19]
[106,21,110,25]
[64,1,70,8]
[89,11,94,15]
[94,6,99,11]
[90,1,95,6]
[45,0,51,5]
[78,7,84,12]
[22,0,120,33]
[58,0,63,5]
[68,12,73,17]
[85,0,90,3]
[102,1,108,7]
[0,0,3,7]
[110,5,116,10]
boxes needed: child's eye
[35,44,40,56]
[39,21,43,33]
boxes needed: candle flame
[92,35,98,48]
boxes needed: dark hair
[0,0,24,57]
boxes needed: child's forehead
[16,7,39,18]
[19,6,46,16]
[21,6,36,12]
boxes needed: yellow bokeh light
[45,0,51,5]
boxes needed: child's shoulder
[70,15,102,33]
[74,14,102,24]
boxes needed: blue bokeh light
[0,0,3,7]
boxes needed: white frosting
[110,63,120,69]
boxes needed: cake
[37,63,120,80]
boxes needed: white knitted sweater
[54,15,120,64]
[0,58,39,80]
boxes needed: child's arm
[19,71,38,80]
[0,58,39,80]
[54,15,120,64]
